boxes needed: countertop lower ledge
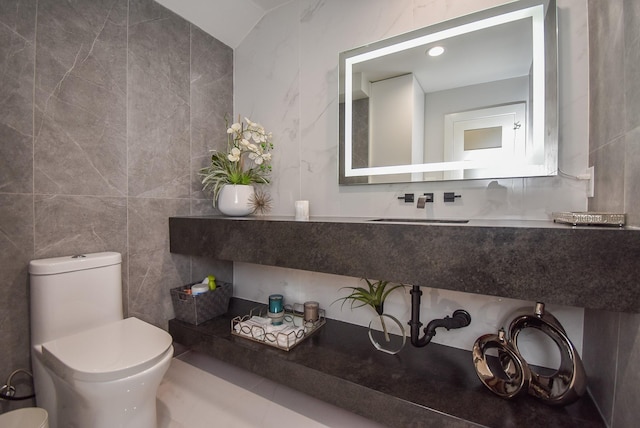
[169,298,604,428]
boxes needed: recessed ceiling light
[427,46,445,57]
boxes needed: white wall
[231,0,589,368]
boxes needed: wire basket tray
[231,304,326,351]
[552,211,626,227]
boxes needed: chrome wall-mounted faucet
[416,193,434,208]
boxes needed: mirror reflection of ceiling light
[427,46,445,56]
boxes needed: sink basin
[370,218,469,224]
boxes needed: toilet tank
[30,252,124,346]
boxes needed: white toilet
[0,408,48,428]
[29,252,173,428]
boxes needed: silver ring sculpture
[472,302,586,406]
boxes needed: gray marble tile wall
[0,0,232,412]
[588,0,640,225]
[0,0,38,412]
[338,99,369,185]
[585,0,640,426]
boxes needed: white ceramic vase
[217,184,255,216]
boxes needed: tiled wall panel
[0,0,233,411]
[588,0,625,152]
[586,0,640,426]
[0,0,36,413]
[34,0,128,197]
[190,25,233,199]
[0,0,35,194]
[128,0,190,199]
[127,198,191,328]
[613,312,640,428]
[0,194,33,413]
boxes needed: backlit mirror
[339,0,557,184]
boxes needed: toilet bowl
[29,252,174,428]
[38,317,173,428]
[0,407,49,428]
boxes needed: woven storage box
[171,281,232,325]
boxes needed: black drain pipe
[409,285,472,347]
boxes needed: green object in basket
[208,275,217,290]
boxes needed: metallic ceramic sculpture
[472,302,586,406]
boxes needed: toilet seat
[41,317,172,382]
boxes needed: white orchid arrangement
[200,116,274,207]
[226,118,273,166]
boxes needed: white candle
[295,200,309,221]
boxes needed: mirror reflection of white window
[464,127,503,151]
[443,103,526,179]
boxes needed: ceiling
[155,0,292,49]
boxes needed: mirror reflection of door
[369,74,425,183]
[443,103,526,179]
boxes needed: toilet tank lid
[29,252,121,275]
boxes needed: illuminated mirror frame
[341,0,556,181]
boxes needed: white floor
[156,351,385,428]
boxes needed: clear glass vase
[368,313,406,355]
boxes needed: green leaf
[332,279,405,315]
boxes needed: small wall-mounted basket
[171,282,233,325]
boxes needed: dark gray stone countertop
[169,298,604,428]
[169,215,640,313]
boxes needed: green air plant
[334,279,405,342]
